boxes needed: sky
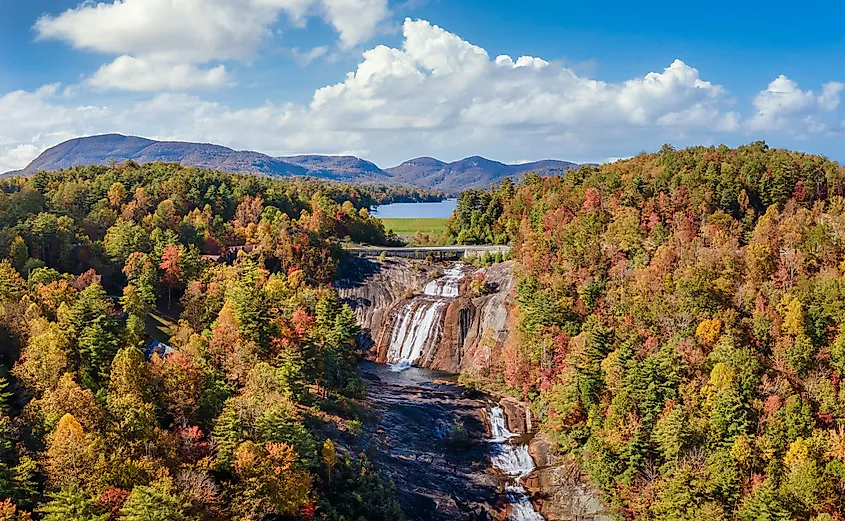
[1,0,844,173]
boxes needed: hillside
[385,156,579,192]
[447,142,845,519]
[0,161,407,521]
[4,134,581,192]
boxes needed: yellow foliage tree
[780,295,805,337]
[695,318,722,346]
[12,318,69,396]
[44,414,103,490]
[231,441,311,520]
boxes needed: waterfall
[386,264,465,372]
[487,407,544,521]
[423,264,465,297]
[386,299,447,370]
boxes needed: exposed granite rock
[528,432,557,468]
[523,434,613,521]
[360,364,501,521]
[450,262,517,374]
[337,257,518,374]
[336,257,437,357]
[343,258,611,521]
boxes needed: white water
[506,485,544,521]
[387,265,465,372]
[488,407,544,521]
[423,263,466,297]
[386,299,447,371]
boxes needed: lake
[372,199,457,219]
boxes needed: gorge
[339,258,611,521]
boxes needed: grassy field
[145,311,179,344]
[380,218,449,236]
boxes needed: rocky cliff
[335,257,437,355]
[430,262,516,373]
[493,399,612,521]
[339,257,611,521]
[336,257,517,373]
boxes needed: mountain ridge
[4,134,582,192]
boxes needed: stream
[362,263,545,521]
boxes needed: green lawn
[145,312,179,344]
[379,218,449,237]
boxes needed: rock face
[337,257,517,374]
[360,363,500,521]
[497,406,612,521]
[522,439,612,521]
[433,262,517,373]
[336,257,438,355]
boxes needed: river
[360,263,546,521]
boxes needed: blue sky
[1,0,844,172]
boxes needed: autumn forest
[449,142,845,520]
[2,141,845,520]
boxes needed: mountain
[9,134,307,179]
[4,134,582,192]
[385,156,579,192]
[281,155,391,183]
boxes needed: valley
[340,258,611,521]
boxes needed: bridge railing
[344,245,511,260]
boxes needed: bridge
[344,245,511,260]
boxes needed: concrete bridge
[344,245,511,261]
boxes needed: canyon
[337,258,611,521]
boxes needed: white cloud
[35,0,274,62]
[3,18,843,173]
[322,0,390,48]
[0,145,41,174]
[35,0,388,62]
[747,75,844,134]
[289,46,330,67]
[34,0,389,92]
[89,56,231,91]
[309,19,737,140]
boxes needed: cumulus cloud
[35,0,388,60]
[34,0,389,91]
[0,145,41,174]
[0,85,105,172]
[310,20,737,138]
[89,56,231,91]
[323,0,390,48]
[747,75,844,135]
[3,18,841,173]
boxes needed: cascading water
[488,406,544,521]
[424,264,465,297]
[386,264,465,371]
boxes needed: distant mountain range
[4,134,582,192]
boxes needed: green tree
[39,488,107,521]
[737,479,791,521]
[104,219,150,262]
[121,485,189,521]
[8,236,28,274]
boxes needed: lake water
[372,199,457,219]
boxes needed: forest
[449,142,845,520]
[5,142,845,520]
[0,161,406,520]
